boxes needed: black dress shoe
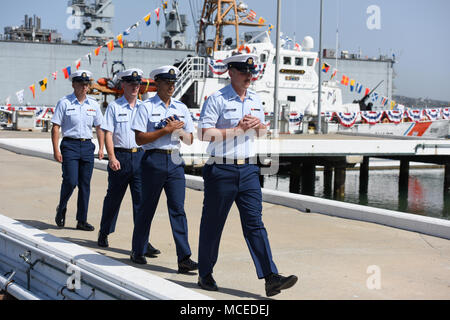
[76,221,95,231]
[55,205,66,228]
[145,243,161,256]
[97,232,109,247]
[178,257,198,273]
[265,274,298,297]
[130,252,147,265]
[198,274,218,291]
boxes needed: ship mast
[197,0,264,52]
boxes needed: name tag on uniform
[251,108,261,111]
[66,108,76,115]
[116,113,128,122]
[152,113,161,116]
[86,109,96,116]
[175,114,185,119]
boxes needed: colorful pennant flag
[390,100,396,110]
[371,92,379,102]
[268,24,273,34]
[94,46,102,56]
[349,79,355,91]
[85,53,92,65]
[155,8,161,21]
[364,88,370,96]
[62,66,71,79]
[52,71,58,80]
[144,13,151,26]
[294,43,301,51]
[248,10,256,21]
[341,75,349,86]
[16,90,24,103]
[330,69,337,80]
[29,84,36,99]
[75,59,81,70]
[117,34,124,48]
[123,28,131,36]
[39,78,48,92]
[381,97,388,106]
[107,40,114,52]
[162,1,168,9]
[258,17,265,25]
[355,83,363,94]
[321,63,330,73]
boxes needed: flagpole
[273,0,281,137]
[316,0,323,134]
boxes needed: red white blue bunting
[406,109,423,122]
[361,111,384,125]
[425,108,441,121]
[441,108,450,120]
[336,112,358,127]
[384,110,404,124]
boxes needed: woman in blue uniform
[51,70,104,231]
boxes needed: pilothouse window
[295,57,303,66]
[283,57,292,65]
[307,58,314,66]
[260,53,267,63]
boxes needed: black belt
[147,149,178,154]
[207,157,256,165]
[114,147,143,153]
[63,137,91,142]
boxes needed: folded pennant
[162,1,168,9]
[39,78,48,92]
[364,88,370,96]
[75,59,81,70]
[248,9,256,21]
[155,8,160,21]
[258,17,265,25]
[29,84,36,99]
[52,71,58,80]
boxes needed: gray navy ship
[0,0,394,121]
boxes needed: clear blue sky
[1,0,449,101]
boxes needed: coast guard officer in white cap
[51,70,104,231]
[197,53,298,296]
[129,65,198,273]
[97,68,159,255]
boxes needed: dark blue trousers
[198,163,278,279]
[100,149,143,235]
[131,151,191,261]
[57,139,95,222]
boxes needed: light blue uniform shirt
[131,94,194,151]
[51,93,103,139]
[199,84,265,159]
[101,96,141,149]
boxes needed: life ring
[238,45,251,53]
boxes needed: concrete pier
[0,131,450,300]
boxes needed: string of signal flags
[2,2,170,106]
[2,1,269,107]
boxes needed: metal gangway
[173,56,206,101]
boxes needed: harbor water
[263,168,450,221]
